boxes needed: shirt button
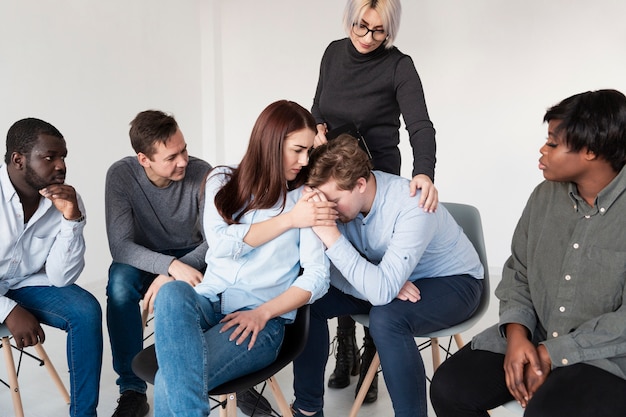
[573,243,579,249]
[584,215,590,219]
[562,358,569,365]
[565,275,571,281]
[559,306,566,312]
[600,207,606,213]
[552,331,559,337]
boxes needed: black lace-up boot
[327,325,361,388]
[355,328,378,403]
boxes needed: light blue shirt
[195,166,330,321]
[326,171,483,306]
[0,164,87,321]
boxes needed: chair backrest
[131,304,311,394]
[438,202,490,328]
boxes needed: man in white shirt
[0,118,102,417]
[291,135,484,417]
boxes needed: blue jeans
[106,262,156,394]
[106,248,200,393]
[153,281,285,417]
[293,275,483,417]
[7,284,103,417]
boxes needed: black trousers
[430,344,626,417]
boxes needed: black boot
[327,325,361,388]
[355,328,378,403]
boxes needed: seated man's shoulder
[376,171,418,205]
[107,155,139,176]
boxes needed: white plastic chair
[349,202,490,417]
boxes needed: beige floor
[0,277,519,417]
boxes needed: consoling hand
[289,189,338,228]
[409,174,438,213]
[313,123,328,148]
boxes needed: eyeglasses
[352,23,387,42]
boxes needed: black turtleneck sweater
[312,38,436,180]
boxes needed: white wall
[211,0,626,272]
[2,0,626,285]
[1,0,206,283]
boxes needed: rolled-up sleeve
[45,198,87,287]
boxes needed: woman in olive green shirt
[431,89,626,417]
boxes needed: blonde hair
[342,0,402,49]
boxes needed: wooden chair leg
[214,392,237,417]
[141,302,149,331]
[2,336,25,417]
[349,352,380,417]
[268,375,292,417]
[454,333,464,349]
[33,343,71,404]
[431,337,442,371]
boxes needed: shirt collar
[0,163,18,203]
[568,166,626,215]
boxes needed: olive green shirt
[472,167,626,380]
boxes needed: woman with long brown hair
[151,100,334,416]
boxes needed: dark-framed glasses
[352,23,387,41]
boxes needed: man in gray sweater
[105,110,211,417]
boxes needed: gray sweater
[105,156,211,275]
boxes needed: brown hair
[307,133,372,190]
[214,100,316,224]
[129,110,178,158]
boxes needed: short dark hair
[307,133,373,190]
[129,110,179,158]
[544,89,626,171]
[5,118,64,164]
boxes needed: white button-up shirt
[0,164,86,321]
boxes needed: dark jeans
[430,344,626,417]
[106,247,199,394]
[293,275,482,417]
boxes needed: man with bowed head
[291,135,483,417]
[0,118,102,417]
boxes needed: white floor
[0,276,519,417]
